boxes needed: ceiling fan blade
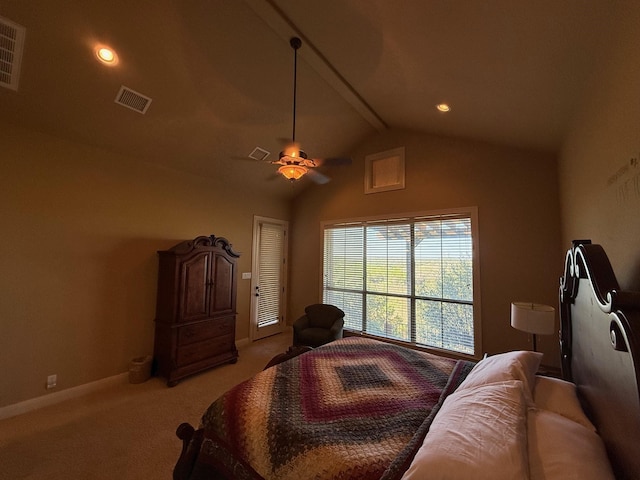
[231,146,272,163]
[307,169,331,184]
[314,156,352,167]
[231,155,264,162]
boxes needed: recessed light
[436,103,450,112]
[95,45,118,66]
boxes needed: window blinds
[323,212,475,355]
[257,222,284,328]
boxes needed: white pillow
[533,375,596,431]
[402,380,529,480]
[528,409,614,480]
[457,350,542,404]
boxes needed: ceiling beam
[244,0,387,132]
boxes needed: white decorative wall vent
[248,147,270,162]
[364,146,406,194]
[0,16,26,91]
[114,85,152,114]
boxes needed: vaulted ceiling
[1,1,617,198]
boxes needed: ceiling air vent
[248,147,270,162]
[0,16,26,91]
[114,85,152,114]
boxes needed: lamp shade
[510,302,555,335]
[278,163,307,181]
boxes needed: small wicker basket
[129,355,152,384]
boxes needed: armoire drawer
[176,334,235,367]
[177,317,235,346]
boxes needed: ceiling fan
[272,37,351,183]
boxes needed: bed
[173,240,640,480]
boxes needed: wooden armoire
[153,235,240,386]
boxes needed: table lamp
[510,302,555,352]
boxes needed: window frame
[320,206,482,360]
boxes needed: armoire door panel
[180,252,211,322]
[212,254,234,314]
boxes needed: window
[322,207,480,357]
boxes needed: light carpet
[0,330,293,480]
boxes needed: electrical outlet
[46,374,57,390]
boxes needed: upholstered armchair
[292,304,345,347]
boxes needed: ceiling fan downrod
[290,37,301,144]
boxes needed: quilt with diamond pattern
[199,337,474,480]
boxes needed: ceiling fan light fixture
[278,163,307,181]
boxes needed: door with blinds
[250,216,288,340]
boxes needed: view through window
[322,209,479,356]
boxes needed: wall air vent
[114,85,152,114]
[0,16,26,91]
[248,147,270,162]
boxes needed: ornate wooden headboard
[560,240,640,480]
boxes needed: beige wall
[559,2,640,290]
[1,124,568,409]
[0,122,289,408]
[289,129,562,365]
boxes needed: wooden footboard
[173,423,203,480]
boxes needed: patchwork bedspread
[199,337,475,480]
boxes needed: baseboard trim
[2,339,253,420]
[0,372,129,421]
